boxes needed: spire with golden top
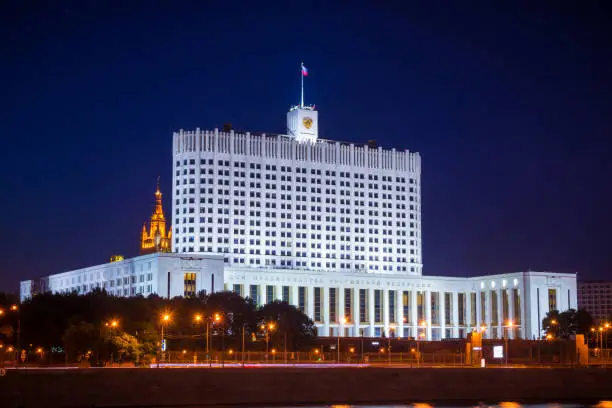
[140,178,172,254]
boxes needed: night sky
[2,1,611,292]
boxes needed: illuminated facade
[578,281,612,323]
[140,183,172,254]
[20,94,578,341]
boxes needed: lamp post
[417,332,425,367]
[241,323,246,368]
[261,321,275,362]
[158,313,171,367]
[105,319,119,365]
[360,328,364,363]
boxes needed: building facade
[20,102,578,340]
[578,281,612,323]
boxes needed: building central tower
[287,105,318,143]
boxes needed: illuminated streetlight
[10,305,18,312]
[7,346,13,352]
[194,314,202,323]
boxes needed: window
[359,289,368,323]
[266,285,275,304]
[480,292,486,325]
[389,290,396,323]
[417,291,425,322]
[444,292,453,325]
[458,293,466,325]
[402,291,411,324]
[513,289,521,324]
[249,284,259,304]
[314,287,322,322]
[282,286,290,303]
[184,273,196,298]
[344,288,352,323]
[490,291,498,325]
[233,284,243,297]
[470,293,477,326]
[502,290,509,323]
[374,290,382,323]
[548,288,557,312]
[329,288,337,323]
[431,292,440,325]
[298,287,306,313]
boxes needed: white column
[425,290,432,340]
[466,292,473,332]
[291,285,299,308]
[322,287,330,337]
[353,288,360,338]
[396,290,404,338]
[275,284,283,301]
[368,288,375,337]
[307,286,315,321]
[336,286,344,337]
[452,292,460,338]
[383,289,390,337]
[485,290,491,338]
[259,284,267,306]
[411,290,418,337]
[497,289,503,339]
[440,292,446,339]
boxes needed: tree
[542,308,594,339]
[258,301,317,350]
[62,321,99,362]
[111,332,142,363]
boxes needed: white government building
[21,94,577,341]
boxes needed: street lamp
[261,321,276,361]
[195,312,222,366]
[159,313,171,367]
[105,319,120,365]
[417,332,425,367]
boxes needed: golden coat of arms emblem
[302,117,313,129]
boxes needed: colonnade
[240,283,524,340]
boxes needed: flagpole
[300,62,304,108]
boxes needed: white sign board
[493,345,504,359]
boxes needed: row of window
[176,159,415,184]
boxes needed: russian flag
[302,64,308,76]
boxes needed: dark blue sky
[2,1,611,292]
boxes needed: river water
[276,404,611,408]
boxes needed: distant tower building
[140,181,172,254]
